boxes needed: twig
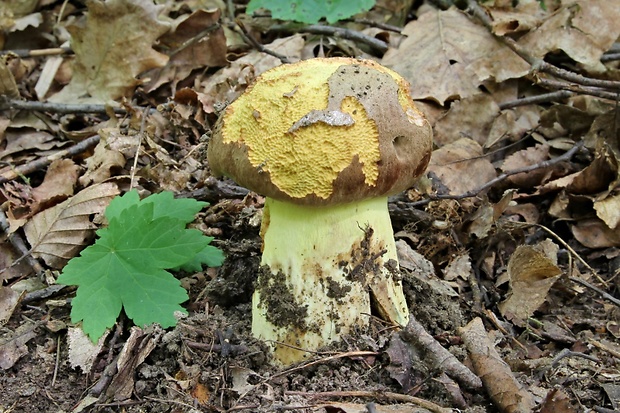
[267,350,379,382]
[0,134,101,184]
[270,23,388,54]
[129,108,149,189]
[0,47,72,58]
[499,90,574,110]
[0,98,126,114]
[51,335,61,387]
[286,390,452,413]
[466,0,620,93]
[411,139,585,207]
[401,314,483,390]
[234,19,291,64]
[0,208,44,275]
[569,276,620,307]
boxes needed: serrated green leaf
[106,190,207,223]
[177,244,226,272]
[58,190,223,342]
[247,0,375,24]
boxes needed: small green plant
[57,190,224,341]
[246,0,376,24]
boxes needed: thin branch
[286,390,452,413]
[466,0,620,93]
[411,139,585,207]
[499,90,574,110]
[0,208,44,275]
[0,47,72,58]
[0,98,126,114]
[234,19,292,64]
[569,276,620,307]
[0,134,101,184]
[270,23,389,54]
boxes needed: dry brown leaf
[593,194,620,230]
[539,388,579,413]
[49,0,169,104]
[486,105,541,149]
[571,218,620,248]
[459,317,536,413]
[31,158,79,207]
[23,182,119,268]
[502,144,550,187]
[433,94,500,147]
[498,240,562,324]
[427,138,496,195]
[79,134,126,186]
[0,243,33,282]
[196,35,304,114]
[518,0,620,70]
[443,253,472,282]
[0,286,22,324]
[144,8,228,92]
[487,2,545,36]
[0,321,38,370]
[382,8,528,104]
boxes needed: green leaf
[58,191,224,341]
[177,244,226,272]
[246,0,375,24]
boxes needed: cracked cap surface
[207,57,432,205]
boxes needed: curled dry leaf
[459,317,536,413]
[78,135,126,186]
[23,182,120,268]
[144,8,228,92]
[0,321,38,370]
[498,240,562,325]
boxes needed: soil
[2,210,617,413]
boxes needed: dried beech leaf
[49,0,169,103]
[502,144,550,187]
[459,317,536,413]
[593,194,620,230]
[571,218,620,248]
[382,8,528,104]
[498,242,562,324]
[433,94,500,147]
[23,182,120,268]
[427,138,496,195]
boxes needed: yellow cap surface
[208,57,432,205]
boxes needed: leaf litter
[1,0,620,412]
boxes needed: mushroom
[207,57,432,364]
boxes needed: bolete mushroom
[208,57,432,364]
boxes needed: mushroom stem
[253,196,409,365]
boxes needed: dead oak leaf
[50,0,169,104]
[382,8,528,104]
[518,0,620,70]
[144,8,228,93]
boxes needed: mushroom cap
[207,57,432,206]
